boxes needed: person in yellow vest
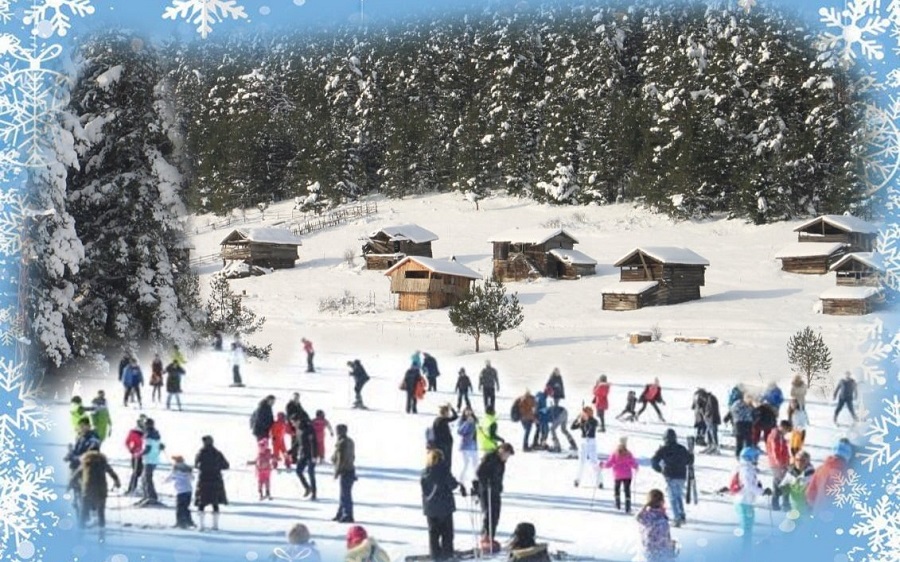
[477,406,506,455]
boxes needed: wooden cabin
[795,215,878,252]
[603,247,709,310]
[775,242,846,274]
[489,228,596,281]
[220,227,303,269]
[820,286,883,315]
[830,253,885,287]
[363,224,438,270]
[384,256,481,311]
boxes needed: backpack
[510,398,522,422]
[729,471,742,494]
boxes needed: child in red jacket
[270,412,293,470]
[255,439,274,500]
[312,410,334,464]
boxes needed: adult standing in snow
[90,391,111,444]
[66,418,101,511]
[422,352,440,392]
[766,420,792,512]
[456,409,478,485]
[165,361,185,411]
[636,489,678,562]
[124,415,146,495]
[431,404,459,468]
[604,437,639,513]
[213,331,223,352]
[761,382,785,418]
[230,341,245,387]
[150,353,164,404]
[833,371,859,424]
[70,441,120,539]
[545,405,578,454]
[545,368,565,407]
[732,446,767,551]
[636,378,665,422]
[122,357,144,409]
[286,392,308,422]
[751,399,777,446]
[139,418,164,506]
[171,344,187,369]
[402,362,422,414]
[69,396,94,436]
[421,449,465,561]
[691,389,709,446]
[455,368,472,411]
[302,337,315,373]
[532,390,551,449]
[701,391,721,455]
[790,375,807,410]
[475,442,514,550]
[117,351,132,382]
[476,406,505,455]
[251,395,276,443]
[592,375,611,433]
[479,360,499,412]
[572,406,602,488]
[650,429,693,527]
[513,390,536,452]
[294,415,318,500]
[194,435,230,531]
[726,396,754,459]
[347,360,370,409]
[331,424,356,523]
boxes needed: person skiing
[69,396,94,436]
[457,408,479,485]
[90,391,111,444]
[636,378,665,422]
[790,374,807,410]
[479,360,499,411]
[636,489,678,562]
[331,424,356,523]
[422,352,440,392]
[787,398,809,456]
[255,438,274,501]
[475,442,514,551]
[833,371,859,424]
[761,382,785,418]
[616,390,638,422]
[455,368,472,410]
[701,390,721,454]
[70,441,120,540]
[726,396,754,459]
[806,439,853,509]
[124,415,146,495]
[164,454,195,529]
[545,368,565,407]
[513,390,536,452]
[345,525,391,562]
[605,436,639,513]
[194,435,230,531]
[270,412,293,470]
[274,523,322,562]
[295,415,318,500]
[420,448,465,561]
[251,395,276,443]
[572,406,602,489]
[312,410,334,465]
[122,357,144,409]
[165,361,185,411]
[767,420,793,512]
[780,451,815,517]
[508,522,552,562]
[477,406,505,455]
[545,405,578,454]
[302,337,315,373]
[402,362,423,414]
[139,418,164,506]
[691,389,709,446]
[731,445,767,551]
[347,359,370,409]
[230,341,245,387]
[592,375,611,432]
[431,404,459,468]
[650,428,692,527]
[150,353,164,403]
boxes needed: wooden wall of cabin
[780,256,832,274]
[797,231,875,252]
[366,255,402,270]
[493,255,539,281]
[602,293,641,311]
[835,267,882,287]
[399,241,433,257]
[822,298,873,315]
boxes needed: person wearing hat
[650,429,693,527]
[475,441,514,551]
[479,360,500,412]
[273,523,322,562]
[194,435,230,531]
[124,415,146,495]
[455,368,472,411]
[69,440,120,539]
[806,438,853,509]
[344,525,390,562]
[139,418,164,506]
[732,445,768,551]
[571,406,601,488]
[604,436,639,513]
[164,454,195,528]
[431,404,459,468]
[331,423,356,523]
[508,522,551,562]
[421,448,466,561]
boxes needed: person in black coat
[422,352,440,392]
[194,435,230,531]
[545,368,565,407]
[475,442,514,544]
[403,364,421,414]
[431,404,459,467]
[650,428,693,527]
[691,389,708,446]
[293,415,318,500]
[701,392,722,454]
[454,368,472,410]
[421,449,466,561]
[285,392,307,422]
[347,360,370,409]
[252,395,276,442]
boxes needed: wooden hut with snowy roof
[794,214,878,252]
[775,242,846,274]
[488,228,596,281]
[820,252,886,315]
[384,256,481,311]
[830,252,885,287]
[363,224,438,270]
[603,247,709,310]
[220,227,303,269]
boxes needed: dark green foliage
[204,275,272,360]
[787,326,832,387]
[448,277,524,352]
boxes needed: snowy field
[47,192,874,561]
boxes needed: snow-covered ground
[48,193,874,561]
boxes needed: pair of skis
[685,436,698,505]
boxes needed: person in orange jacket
[766,420,792,512]
[270,412,293,470]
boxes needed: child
[732,446,766,551]
[255,439,274,500]
[312,410,334,465]
[270,412,293,470]
[616,390,637,422]
[150,353,164,403]
[273,522,322,562]
[787,398,809,456]
[636,489,677,562]
[780,451,815,517]
[604,436,639,513]
[164,454,195,528]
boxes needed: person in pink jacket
[603,436,639,514]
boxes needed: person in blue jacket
[122,357,144,409]
[531,391,551,450]
[139,418,164,506]
[761,382,784,417]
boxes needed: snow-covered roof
[383,256,482,280]
[548,248,597,265]
[794,214,879,234]
[614,247,709,266]
[488,227,579,244]
[820,286,883,300]
[370,224,438,243]
[775,242,845,259]
[602,281,659,295]
[220,227,303,246]
[829,252,886,273]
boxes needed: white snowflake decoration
[0,460,56,556]
[22,0,94,38]
[819,0,891,60]
[862,396,900,473]
[859,100,900,197]
[0,0,15,23]
[828,469,871,508]
[163,0,248,39]
[0,358,50,465]
[850,495,900,559]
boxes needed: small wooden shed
[220,227,303,269]
[384,256,481,311]
[603,247,709,310]
[775,242,846,274]
[795,215,878,252]
[489,228,596,281]
[820,286,883,315]
[363,224,438,270]
[830,252,885,287]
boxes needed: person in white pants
[571,406,602,488]
[456,409,480,487]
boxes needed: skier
[138,418,164,506]
[545,405,578,455]
[833,371,859,424]
[347,359,370,409]
[255,438,274,500]
[690,389,708,446]
[508,522,552,562]
[422,352,440,392]
[636,489,678,562]
[295,415,318,500]
[701,390,721,454]
[402,361,423,414]
[312,410,334,465]
[122,357,144,409]
[420,448,465,561]
[251,395,276,443]
[545,368,565,407]
[331,424,356,523]
[149,353,164,404]
[512,390,537,452]
[230,341,245,387]
[70,441,120,540]
[650,429,693,527]
[194,435,230,531]
[456,409,479,485]
[345,525,390,562]
[165,361,185,411]
[69,396,94,436]
[616,390,638,422]
[164,454,195,529]
[779,451,815,517]
[302,337,315,373]
[455,368,472,410]
[90,391,111,444]
[726,396,754,459]
[636,378,665,422]
[274,523,322,562]
[475,442,514,551]
[790,374,807,410]
[572,406,602,489]
[477,406,505,455]
[479,360,499,412]
[806,439,853,509]
[431,404,459,468]
[766,420,792,512]
[731,446,768,551]
[270,412,293,469]
[761,381,785,418]
[592,375,611,432]
[124,416,146,495]
[604,436,639,514]
[787,398,809,456]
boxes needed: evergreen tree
[787,326,833,388]
[204,274,272,360]
[448,277,524,352]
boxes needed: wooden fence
[291,202,378,236]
